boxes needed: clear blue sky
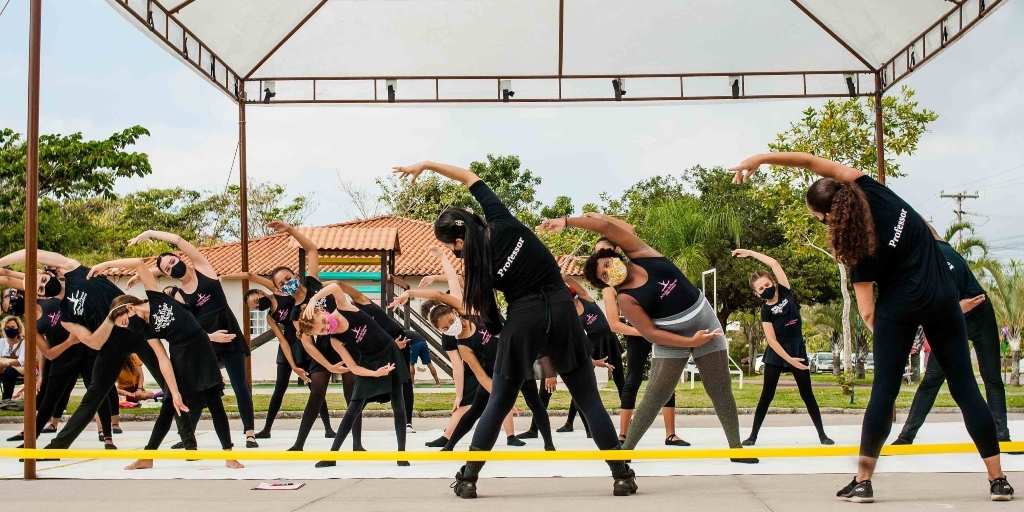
[1,0,1022,259]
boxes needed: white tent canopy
[107,0,1004,104]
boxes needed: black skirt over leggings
[863,300,999,459]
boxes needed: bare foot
[125,459,154,470]
[226,459,244,469]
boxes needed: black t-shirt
[849,176,954,318]
[334,309,393,357]
[441,333,460,352]
[936,241,986,300]
[760,285,802,340]
[355,301,404,340]
[470,181,564,326]
[457,324,499,369]
[579,299,611,336]
[617,257,701,319]
[145,290,206,344]
[60,265,125,331]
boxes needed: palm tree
[986,261,1023,386]
[639,197,741,277]
[733,311,762,376]
[944,220,1000,278]
[805,302,844,378]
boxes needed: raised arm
[730,152,865,184]
[89,259,158,291]
[732,249,790,289]
[0,276,25,291]
[582,212,636,235]
[538,215,659,260]
[128,230,215,276]
[0,249,80,272]
[389,289,464,315]
[429,245,464,300]
[146,338,188,415]
[602,288,642,337]
[562,275,595,302]
[221,272,279,293]
[392,161,480,188]
[330,281,371,305]
[268,221,319,278]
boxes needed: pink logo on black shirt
[352,325,367,344]
[274,309,289,322]
[585,314,598,325]
[48,312,60,327]
[785,319,798,327]
[658,279,677,299]
[195,293,211,307]
[479,329,493,345]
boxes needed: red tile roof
[100,216,582,277]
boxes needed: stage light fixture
[500,80,514,103]
[263,81,276,104]
[386,80,397,103]
[729,76,740,99]
[844,74,856,97]
[612,79,626,101]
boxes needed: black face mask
[43,278,63,298]
[257,296,272,311]
[169,260,187,279]
[759,286,776,300]
[126,315,148,335]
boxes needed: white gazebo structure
[14,0,1008,478]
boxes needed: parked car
[864,353,874,372]
[811,353,834,374]
[755,355,765,374]
[740,354,761,366]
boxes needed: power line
[0,0,12,19]
[944,163,1024,191]
[939,191,979,246]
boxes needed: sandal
[103,437,117,450]
[246,435,259,449]
[41,424,58,434]
[665,434,691,447]
[112,425,123,434]
[6,432,25,442]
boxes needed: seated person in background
[1,316,27,401]
[117,354,159,404]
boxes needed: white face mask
[444,317,463,337]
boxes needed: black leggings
[449,377,553,449]
[147,387,232,450]
[329,382,406,452]
[564,349,625,429]
[863,305,1000,459]
[35,359,113,441]
[292,370,361,450]
[749,363,825,439]
[261,362,331,434]
[897,304,1010,442]
[462,365,622,477]
[1,366,21,400]
[48,339,193,449]
[403,378,414,426]
[186,352,254,433]
[621,336,674,409]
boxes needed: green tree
[0,126,152,254]
[764,86,938,377]
[731,311,762,376]
[375,155,541,223]
[207,180,318,240]
[987,261,1023,387]
[944,220,999,278]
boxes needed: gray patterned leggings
[621,350,742,449]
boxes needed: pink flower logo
[479,329,493,345]
[658,279,677,300]
[353,325,367,344]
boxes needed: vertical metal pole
[379,250,387,307]
[238,92,252,389]
[23,0,42,480]
[874,72,885,186]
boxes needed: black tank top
[617,257,701,319]
[334,309,393,357]
[579,299,611,336]
[38,298,71,345]
[183,271,230,318]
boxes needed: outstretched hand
[729,157,762,184]
[388,293,411,311]
[127,232,154,247]
[86,263,111,280]
[536,217,567,234]
[392,162,432,184]
[690,328,723,346]
[208,330,236,343]
[731,249,752,258]
[374,363,397,377]
[394,335,410,350]
[266,221,291,234]
[171,393,190,416]
[788,358,809,371]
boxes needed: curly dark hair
[806,178,876,266]
[583,248,625,289]
[420,299,455,330]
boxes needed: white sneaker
[406,424,416,433]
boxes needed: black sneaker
[425,436,449,448]
[820,435,835,445]
[325,430,337,438]
[891,438,912,445]
[254,430,271,440]
[665,435,691,447]
[315,460,336,468]
[170,441,185,450]
[556,424,573,433]
[836,478,874,503]
[613,467,639,496]
[990,477,1014,501]
[730,457,759,464]
[741,437,756,446]
[397,460,410,467]
[517,430,538,440]
[507,435,526,447]
[452,466,477,499]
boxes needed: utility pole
[940,190,979,246]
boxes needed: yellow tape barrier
[2,442,1022,462]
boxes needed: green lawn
[4,380,1020,418]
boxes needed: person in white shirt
[1,316,27,400]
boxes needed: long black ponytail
[434,208,494,322]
